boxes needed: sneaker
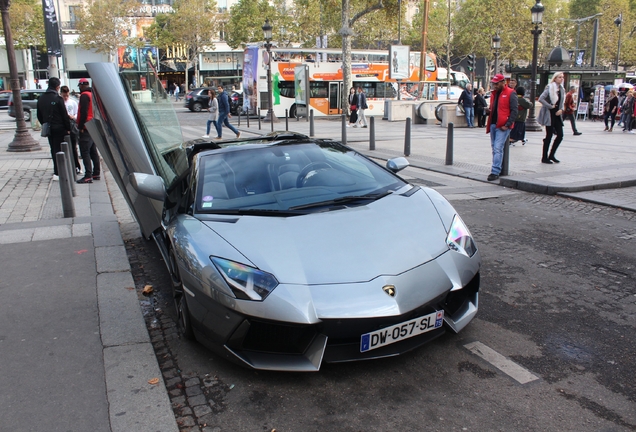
[214,136,223,140]
[353,125,358,128]
[236,132,241,138]
[92,175,101,181]
[487,174,499,181]
[522,139,528,145]
[76,177,93,184]
[629,130,635,134]
[76,167,81,174]
[574,132,582,135]
[202,135,209,138]
[52,174,59,181]
[362,125,368,128]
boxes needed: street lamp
[615,13,623,71]
[0,0,41,152]
[491,34,501,74]
[262,19,278,129]
[560,13,603,66]
[526,0,544,132]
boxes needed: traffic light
[467,54,475,71]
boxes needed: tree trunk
[340,0,353,116]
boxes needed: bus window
[309,82,328,98]
[278,81,295,98]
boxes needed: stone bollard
[56,152,76,218]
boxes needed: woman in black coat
[474,87,488,127]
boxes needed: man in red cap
[486,74,518,181]
[76,78,100,184]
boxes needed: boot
[548,143,561,163]
[609,127,613,132]
[541,139,552,164]
[604,126,609,131]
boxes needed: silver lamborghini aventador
[86,62,481,372]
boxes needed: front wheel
[23,110,31,122]
[192,102,203,112]
[289,104,298,119]
[169,249,195,340]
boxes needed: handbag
[350,104,357,111]
[41,122,50,137]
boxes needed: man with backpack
[215,86,241,139]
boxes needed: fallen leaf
[125,287,135,291]
[75,249,89,255]
[142,285,154,296]
[148,378,160,385]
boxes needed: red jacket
[77,88,93,132]
[486,86,517,133]
[564,92,576,115]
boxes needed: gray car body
[85,62,480,372]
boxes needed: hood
[203,191,450,285]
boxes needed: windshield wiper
[289,191,392,211]
[201,208,305,217]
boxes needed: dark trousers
[542,124,563,160]
[70,130,81,170]
[604,111,616,129]
[79,131,100,178]
[510,121,526,142]
[563,113,578,133]
[476,108,487,127]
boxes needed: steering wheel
[296,162,332,188]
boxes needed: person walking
[215,85,241,139]
[563,86,582,135]
[174,83,180,102]
[203,89,218,138]
[617,89,627,128]
[458,83,475,128]
[60,85,82,174]
[347,87,358,127]
[603,89,619,132]
[537,72,566,164]
[354,87,368,128]
[474,87,488,128]
[76,78,100,184]
[621,90,634,133]
[36,77,71,181]
[509,86,532,145]
[486,74,518,181]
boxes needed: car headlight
[446,214,477,258]
[210,257,278,301]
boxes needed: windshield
[120,71,188,190]
[195,142,407,214]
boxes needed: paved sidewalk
[217,113,636,212]
[0,129,178,431]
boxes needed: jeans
[464,106,474,127]
[356,109,367,127]
[48,133,66,176]
[490,127,511,175]
[206,120,217,136]
[604,111,616,129]
[216,112,239,137]
[79,131,100,178]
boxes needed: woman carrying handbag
[347,87,357,127]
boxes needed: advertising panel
[389,45,410,80]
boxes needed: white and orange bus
[242,46,438,118]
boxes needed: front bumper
[217,272,480,372]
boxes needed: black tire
[192,102,203,112]
[289,104,298,119]
[169,249,195,340]
[23,110,31,122]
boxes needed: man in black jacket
[37,77,71,180]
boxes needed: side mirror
[386,157,409,173]
[129,172,166,201]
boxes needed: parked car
[0,90,12,109]
[87,62,481,372]
[184,87,210,112]
[185,87,244,115]
[8,89,46,121]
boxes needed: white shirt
[64,97,78,120]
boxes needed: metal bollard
[404,117,411,157]
[61,141,76,197]
[446,122,454,165]
[309,109,314,137]
[247,109,250,128]
[369,116,375,150]
[501,136,510,176]
[56,152,76,218]
[237,110,240,127]
[341,114,347,145]
[270,109,274,133]
[285,109,289,131]
[258,108,261,130]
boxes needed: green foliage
[75,0,140,57]
[225,0,276,48]
[2,0,45,49]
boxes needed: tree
[340,0,384,114]
[225,0,276,49]
[75,0,140,62]
[169,0,218,88]
[1,0,45,49]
